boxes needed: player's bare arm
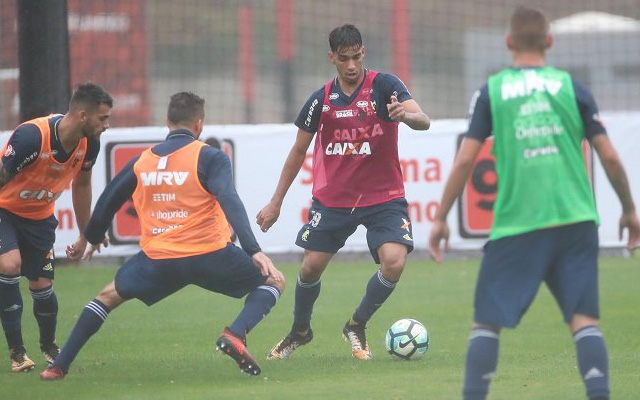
[428,137,483,262]
[81,237,110,261]
[387,96,430,130]
[252,251,285,283]
[0,161,16,190]
[66,170,93,261]
[256,129,314,232]
[590,134,640,250]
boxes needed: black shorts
[114,243,268,306]
[475,221,599,328]
[0,209,57,280]
[295,197,414,264]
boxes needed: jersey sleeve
[198,147,261,256]
[1,123,42,174]
[84,155,140,244]
[375,72,413,103]
[465,84,492,141]
[81,137,101,171]
[572,80,607,140]
[294,87,325,134]
[373,72,414,122]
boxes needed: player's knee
[0,254,22,275]
[472,322,501,333]
[378,243,408,276]
[380,257,406,281]
[265,275,285,294]
[96,281,125,310]
[28,278,53,291]
[570,314,599,333]
[300,264,324,282]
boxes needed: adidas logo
[584,367,604,380]
[4,304,21,312]
[403,234,413,241]
[482,372,496,381]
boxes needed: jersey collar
[166,129,196,141]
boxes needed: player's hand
[252,251,284,282]
[82,237,110,261]
[66,235,88,262]
[256,202,280,232]
[428,219,450,263]
[619,211,640,252]
[387,95,406,123]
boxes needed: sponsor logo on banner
[457,136,496,238]
[457,135,594,238]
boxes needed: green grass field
[1,256,639,399]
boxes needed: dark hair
[510,6,549,52]
[69,82,113,111]
[328,24,363,53]
[205,137,221,149]
[167,92,205,125]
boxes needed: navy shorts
[295,197,414,264]
[114,243,268,306]
[0,209,57,281]
[474,221,599,328]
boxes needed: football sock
[53,299,110,373]
[463,328,500,400]
[292,275,320,333]
[573,326,609,400]
[352,270,396,325]
[229,285,280,338]
[0,273,24,349]
[30,285,58,345]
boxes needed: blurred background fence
[1,0,639,130]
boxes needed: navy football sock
[292,275,320,332]
[53,299,110,373]
[574,326,610,400]
[0,273,24,349]
[352,270,396,325]
[229,285,280,338]
[30,285,58,346]
[463,328,500,400]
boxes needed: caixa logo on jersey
[456,134,593,238]
[105,137,236,245]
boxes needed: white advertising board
[0,112,637,258]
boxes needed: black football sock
[53,299,110,373]
[292,275,320,333]
[229,285,280,337]
[0,273,24,349]
[463,328,500,400]
[574,326,609,400]
[352,269,396,325]
[30,285,58,346]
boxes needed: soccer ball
[385,318,429,360]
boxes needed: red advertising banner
[458,137,496,238]
[0,1,149,130]
[0,1,19,129]
[68,0,149,126]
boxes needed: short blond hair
[509,6,549,52]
